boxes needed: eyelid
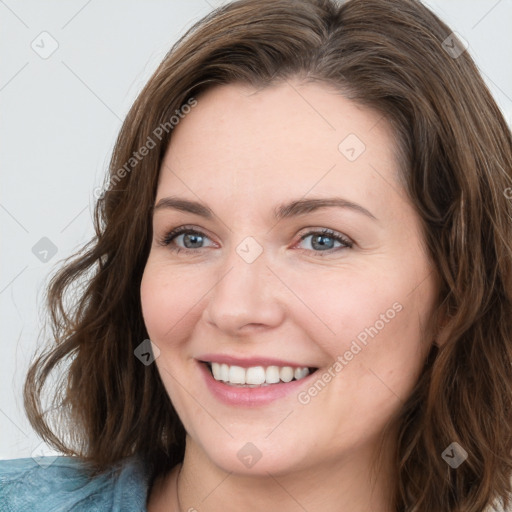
[157,224,217,248]
[295,227,353,252]
[157,225,353,254]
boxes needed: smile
[204,362,314,387]
[197,358,320,406]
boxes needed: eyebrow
[153,196,377,221]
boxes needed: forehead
[157,81,401,219]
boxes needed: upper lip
[198,354,316,369]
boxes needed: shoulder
[0,454,150,512]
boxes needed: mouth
[200,361,319,388]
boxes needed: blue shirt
[0,455,151,511]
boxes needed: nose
[202,246,286,336]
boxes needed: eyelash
[157,225,353,256]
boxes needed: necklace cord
[176,464,183,512]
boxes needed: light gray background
[1,0,511,463]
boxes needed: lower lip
[198,361,317,407]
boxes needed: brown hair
[24,0,512,510]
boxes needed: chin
[194,432,312,477]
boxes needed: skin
[141,80,440,512]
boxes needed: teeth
[229,365,246,384]
[266,366,281,384]
[246,366,266,385]
[212,363,221,380]
[209,362,311,386]
[280,366,294,383]
[294,367,309,380]
[220,363,229,382]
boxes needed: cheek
[140,259,203,341]
[294,266,432,382]
[140,265,167,338]
[294,275,429,432]
[286,268,402,348]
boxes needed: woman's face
[140,81,439,476]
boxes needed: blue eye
[158,226,353,255]
[297,228,353,254]
[159,226,214,253]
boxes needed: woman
[1,0,512,510]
